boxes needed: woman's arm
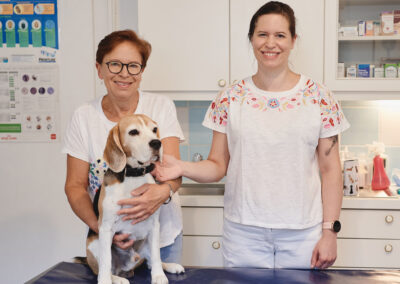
[311,135,343,269]
[117,136,183,224]
[156,131,230,183]
[64,155,98,233]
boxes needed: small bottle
[371,155,390,190]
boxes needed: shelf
[339,35,400,41]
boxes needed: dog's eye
[129,129,139,136]
[153,127,157,134]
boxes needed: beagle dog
[86,114,184,284]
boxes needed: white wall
[0,1,100,283]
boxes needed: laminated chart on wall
[0,0,58,49]
[0,64,59,141]
[0,0,59,142]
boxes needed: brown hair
[248,1,296,41]
[96,29,152,69]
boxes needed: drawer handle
[212,241,221,250]
[384,244,393,253]
[385,215,394,223]
[218,79,226,87]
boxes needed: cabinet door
[324,0,400,98]
[336,239,400,268]
[138,0,229,93]
[339,209,400,239]
[230,0,324,84]
[182,236,223,267]
[182,207,223,236]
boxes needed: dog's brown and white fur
[85,114,184,284]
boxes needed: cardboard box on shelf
[384,63,398,78]
[365,20,374,36]
[394,10,400,35]
[357,64,370,77]
[381,11,394,35]
[358,21,366,36]
[374,67,384,78]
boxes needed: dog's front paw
[162,262,185,274]
[111,275,130,284]
[151,273,168,284]
[98,274,112,284]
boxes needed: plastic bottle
[368,142,390,191]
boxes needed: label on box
[358,64,370,77]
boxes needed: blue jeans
[160,231,183,264]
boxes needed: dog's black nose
[149,139,161,150]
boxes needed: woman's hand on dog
[117,183,170,224]
[113,233,134,249]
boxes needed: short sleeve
[61,109,90,162]
[319,86,350,138]
[202,88,230,133]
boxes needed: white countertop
[179,184,400,209]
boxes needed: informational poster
[0,0,59,142]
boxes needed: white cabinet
[181,207,224,267]
[335,209,400,268]
[137,0,324,100]
[324,0,400,100]
[180,191,400,269]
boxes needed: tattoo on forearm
[325,135,338,156]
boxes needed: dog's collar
[124,163,155,177]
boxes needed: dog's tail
[73,256,88,265]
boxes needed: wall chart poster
[0,0,59,142]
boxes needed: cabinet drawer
[339,210,400,239]
[182,236,223,267]
[335,239,400,268]
[182,207,223,236]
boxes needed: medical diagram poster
[0,0,59,142]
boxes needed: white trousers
[222,217,322,268]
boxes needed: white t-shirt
[62,91,185,247]
[203,75,350,229]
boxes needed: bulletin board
[0,0,59,142]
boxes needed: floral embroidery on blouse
[89,158,108,197]
[208,78,345,131]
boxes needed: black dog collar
[125,163,155,177]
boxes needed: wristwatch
[163,183,174,205]
[322,220,341,233]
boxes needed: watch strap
[163,183,174,204]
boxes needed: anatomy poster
[0,0,59,142]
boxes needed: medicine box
[394,10,400,35]
[374,67,384,78]
[339,26,358,37]
[358,21,366,36]
[381,11,394,35]
[357,64,370,77]
[384,63,398,78]
[337,63,345,78]
[346,66,357,78]
[365,21,374,36]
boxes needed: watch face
[333,220,341,233]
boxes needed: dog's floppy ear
[103,125,126,172]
